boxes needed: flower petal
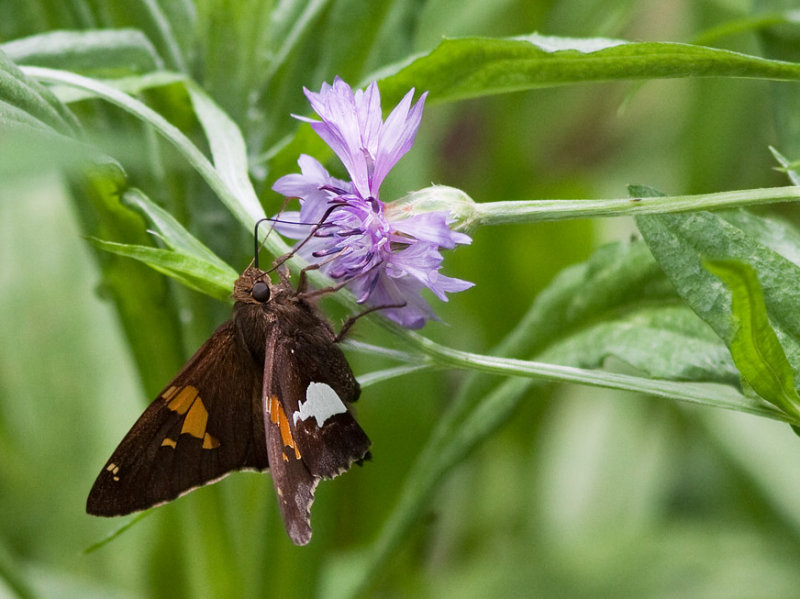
[390,211,471,248]
[301,78,376,197]
[371,90,427,195]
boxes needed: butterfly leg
[300,274,353,301]
[295,248,353,294]
[335,301,407,342]
[296,262,321,294]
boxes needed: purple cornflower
[272,78,472,329]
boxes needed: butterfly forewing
[87,321,268,516]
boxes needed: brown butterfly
[87,220,371,545]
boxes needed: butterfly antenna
[255,215,344,268]
[252,194,298,269]
[253,217,273,270]
[266,202,345,275]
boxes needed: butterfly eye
[252,282,271,303]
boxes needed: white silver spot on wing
[293,382,347,428]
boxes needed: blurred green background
[4,0,800,598]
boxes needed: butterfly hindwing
[262,323,371,545]
[284,328,370,478]
[87,320,268,516]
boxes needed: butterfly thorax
[231,266,337,366]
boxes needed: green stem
[358,308,791,423]
[395,330,789,423]
[471,186,800,227]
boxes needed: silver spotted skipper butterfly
[87,220,371,545]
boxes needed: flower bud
[386,185,478,232]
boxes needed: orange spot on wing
[181,397,209,438]
[166,385,199,414]
[161,387,221,451]
[268,395,301,460]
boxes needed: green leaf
[23,66,266,232]
[98,0,194,72]
[88,238,236,302]
[770,146,800,186]
[0,121,108,181]
[50,71,186,104]
[637,210,800,380]
[691,10,800,46]
[0,540,36,599]
[371,34,800,106]
[703,258,800,420]
[541,304,739,385]
[471,240,733,387]
[1,29,164,76]
[69,163,187,396]
[0,49,78,135]
[270,34,800,171]
[196,0,276,122]
[757,3,800,161]
[635,184,800,418]
[258,0,330,86]
[83,512,153,555]
[317,0,420,83]
[122,187,237,278]
[185,84,266,228]
[248,0,333,152]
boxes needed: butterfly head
[233,266,291,305]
